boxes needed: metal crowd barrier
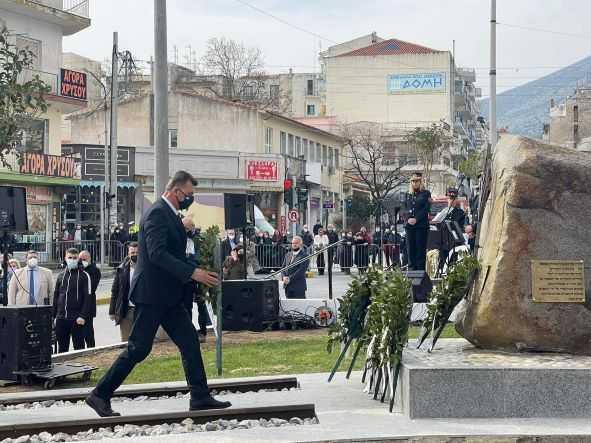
[253,242,403,273]
[12,240,128,266]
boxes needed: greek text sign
[531,260,586,303]
[19,153,81,179]
[388,72,446,94]
[247,160,279,181]
[60,69,87,100]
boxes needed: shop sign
[25,186,51,205]
[247,160,279,181]
[60,69,87,100]
[388,72,446,94]
[19,152,81,179]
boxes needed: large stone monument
[456,135,591,354]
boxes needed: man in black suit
[281,236,309,299]
[86,171,230,417]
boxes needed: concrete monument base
[396,338,591,419]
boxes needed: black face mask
[130,255,138,263]
[178,190,194,210]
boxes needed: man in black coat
[108,242,139,342]
[281,236,309,299]
[79,250,101,348]
[86,171,230,417]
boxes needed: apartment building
[1,0,90,248]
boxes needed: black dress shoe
[85,392,121,417]
[189,395,232,411]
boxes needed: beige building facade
[543,90,591,152]
[68,92,344,229]
[1,0,90,251]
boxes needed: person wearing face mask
[109,242,139,342]
[8,251,54,306]
[53,248,93,353]
[87,170,229,418]
[300,225,314,249]
[220,229,237,264]
[79,250,101,348]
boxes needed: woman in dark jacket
[405,172,432,271]
[223,245,246,280]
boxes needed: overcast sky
[63,0,591,95]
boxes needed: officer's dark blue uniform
[405,180,431,271]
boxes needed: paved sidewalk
[4,371,591,442]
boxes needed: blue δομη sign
[388,72,446,94]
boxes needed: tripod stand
[0,231,14,306]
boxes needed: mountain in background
[480,55,591,139]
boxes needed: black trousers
[196,299,209,336]
[285,286,306,299]
[55,318,86,353]
[406,227,428,271]
[95,303,209,400]
[317,254,325,275]
[84,317,95,348]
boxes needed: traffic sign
[323,201,334,209]
[288,209,299,223]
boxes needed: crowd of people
[4,248,101,353]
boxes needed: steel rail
[0,376,299,407]
[0,403,316,440]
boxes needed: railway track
[0,403,316,440]
[0,376,299,407]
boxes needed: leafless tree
[342,123,406,225]
[199,37,291,112]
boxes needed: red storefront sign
[247,160,278,181]
[19,152,81,179]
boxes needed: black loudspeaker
[0,186,28,232]
[0,306,52,380]
[405,270,433,303]
[224,194,247,229]
[221,280,279,331]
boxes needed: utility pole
[489,0,497,149]
[110,32,119,227]
[154,0,169,198]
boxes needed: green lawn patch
[88,324,459,385]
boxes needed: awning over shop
[0,171,79,187]
[80,180,138,189]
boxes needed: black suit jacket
[129,198,194,307]
[281,249,309,293]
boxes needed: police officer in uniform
[434,187,467,273]
[405,172,431,271]
[442,187,466,227]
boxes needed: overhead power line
[498,22,591,40]
[231,0,337,44]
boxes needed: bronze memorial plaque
[531,260,586,303]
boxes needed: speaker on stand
[221,280,279,331]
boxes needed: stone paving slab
[5,369,591,442]
[405,339,591,369]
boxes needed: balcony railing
[18,68,58,95]
[29,0,90,18]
